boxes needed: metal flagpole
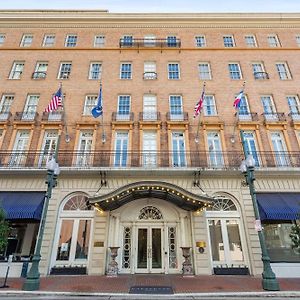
[59,82,70,143]
[195,82,206,144]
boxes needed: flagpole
[195,82,206,144]
[60,82,70,143]
[99,81,106,143]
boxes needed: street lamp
[239,153,280,291]
[23,156,60,291]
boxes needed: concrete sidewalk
[0,275,299,294]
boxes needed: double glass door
[137,226,163,273]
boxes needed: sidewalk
[1,275,300,294]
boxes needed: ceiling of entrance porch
[87,181,214,211]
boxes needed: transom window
[138,206,163,220]
[207,196,237,211]
[63,194,91,211]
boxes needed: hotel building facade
[0,10,299,278]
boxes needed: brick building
[0,10,299,277]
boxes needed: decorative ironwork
[207,196,237,211]
[253,72,269,80]
[122,227,131,269]
[63,195,90,211]
[262,112,286,122]
[138,206,163,220]
[143,72,157,80]
[168,227,177,269]
[32,72,47,79]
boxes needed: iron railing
[139,112,161,122]
[119,38,181,48]
[166,112,189,122]
[42,111,64,122]
[112,112,134,122]
[0,150,299,170]
[0,112,11,122]
[254,72,269,80]
[32,72,47,79]
[237,112,259,121]
[262,112,286,122]
[14,112,38,122]
[143,72,157,80]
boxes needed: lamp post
[23,156,60,291]
[239,131,279,291]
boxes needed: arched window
[138,206,163,220]
[207,195,237,211]
[63,194,90,211]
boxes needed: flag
[233,90,244,109]
[193,87,205,118]
[91,83,103,118]
[44,87,62,112]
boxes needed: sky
[0,0,300,13]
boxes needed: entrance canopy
[257,193,300,220]
[0,192,45,220]
[88,181,214,211]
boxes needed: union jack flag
[193,88,205,118]
[44,87,62,112]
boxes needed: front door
[136,226,163,273]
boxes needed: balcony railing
[237,112,259,121]
[166,112,189,122]
[139,112,161,122]
[0,112,12,122]
[119,38,181,48]
[289,112,300,122]
[263,112,286,122]
[112,112,134,122]
[143,72,157,80]
[42,111,64,122]
[14,112,38,122]
[254,72,269,80]
[0,150,299,170]
[32,72,47,79]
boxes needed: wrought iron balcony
[237,112,259,121]
[143,72,157,80]
[262,112,286,122]
[0,112,11,122]
[42,111,64,122]
[0,150,299,170]
[254,72,269,80]
[112,112,134,122]
[139,112,161,122]
[14,112,38,122]
[32,72,47,79]
[288,112,300,122]
[119,38,181,48]
[166,112,189,122]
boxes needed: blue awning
[0,192,45,220]
[257,193,300,221]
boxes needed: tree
[0,208,9,254]
[289,222,300,254]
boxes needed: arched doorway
[205,194,249,274]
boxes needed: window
[228,63,242,80]
[143,94,157,120]
[10,130,30,166]
[207,131,224,167]
[172,132,186,167]
[268,34,280,47]
[143,131,157,166]
[122,35,133,46]
[76,131,93,166]
[270,131,289,166]
[296,35,300,47]
[120,63,132,79]
[83,95,97,115]
[88,62,102,80]
[167,36,178,47]
[287,95,300,119]
[39,130,58,167]
[252,62,267,79]
[94,35,105,47]
[245,35,257,47]
[43,34,55,47]
[223,35,235,47]
[114,132,129,167]
[198,63,211,80]
[203,95,217,116]
[276,62,291,80]
[242,131,260,166]
[169,95,183,120]
[0,34,5,46]
[117,95,131,120]
[9,61,24,79]
[144,35,156,47]
[144,61,157,79]
[168,63,180,79]
[195,35,206,47]
[0,94,14,120]
[261,95,277,120]
[20,34,33,47]
[58,62,72,79]
[65,34,77,47]
[238,95,251,119]
[33,62,48,79]
[22,95,39,120]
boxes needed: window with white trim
[22,94,39,120]
[58,62,72,79]
[252,62,265,79]
[144,61,157,79]
[122,35,133,46]
[20,34,33,47]
[223,35,235,47]
[83,95,97,115]
[287,95,300,117]
[94,35,105,47]
[195,35,206,47]
[203,95,217,116]
[9,61,24,79]
[33,62,48,79]
[43,34,55,47]
[296,35,300,47]
[168,63,180,79]
[169,95,183,119]
[228,63,242,80]
[244,35,257,47]
[65,34,77,47]
[198,63,211,80]
[88,62,102,80]
[167,36,178,47]
[117,95,131,120]
[0,94,14,120]
[0,34,5,46]
[268,34,280,47]
[276,62,292,80]
[120,63,132,79]
[261,95,277,118]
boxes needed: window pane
[226,220,243,261]
[75,220,91,260]
[209,220,225,261]
[56,220,74,261]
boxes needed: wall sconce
[196,241,206,253]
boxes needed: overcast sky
[0,0,300,13]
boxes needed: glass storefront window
[264,222,300,262]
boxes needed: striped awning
[257,193,300,221]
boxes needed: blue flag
[92,83,103,118]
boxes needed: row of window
[1,93,299,120]
[0,32,299,48]
[5,60,292,81]
[4,129,296,168]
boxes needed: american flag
[44,87,63,112]
[193,89,205,118]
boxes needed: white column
[180,214,186,246]
[114,214,120,246]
